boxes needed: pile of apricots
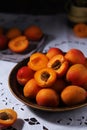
[16,47,87,108]
[0,25,43,52]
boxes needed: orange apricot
[24,25,43,41]
[8,36,29,53]
[6,27,22,40]
[47,54,69,77]
[17,66,34,86]
[34,68,57,87]
[23,78,41,99]
[73,23,87,38]
[0,109,17,128]
[28,52,48,71]
[36,88,59,107]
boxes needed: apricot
[73,23,87,38]
[47,54,69,77]
[17,66,34,86]
[8,36,29,53]
[66,64,87,86]
[65,48,86,65]
[52,78,66,93]
[23,78,41,99]
[46,47,63,60]
[24,25,43,41]
[0,35,8,50]
[34,68,57,87]
[61,85,87,106]
[0,108,17,128]
[6,27,22,40]
[36,88,59,107]
[28,52,48,71]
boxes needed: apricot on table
[6,27,22,40]
[17,66,34,86]
[34,68,57,87]
[28,52,48,71]
[0,108,17,128]
[36,88,59,107]
[66,64,87,86]
[61,85,87,106]
[8,36,29,53]
[46,47,63,60]
[65,48,86,65]
[24,25,43,41]
[73,23,87,38]
[47,54,69,77]
[23,78,41,99]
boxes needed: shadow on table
[28,106,87,127]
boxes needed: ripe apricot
[47,54,69,77]
[6,27,22,40]
[28,52,48,71]
[8,36,29,53]
[24,25,43,41]
[17,66,34,86]
[34,68,57,87]
[23,78,41,99]
[61,85,87,106]
[0,109,17,128]
[36,88,59,107]
[73,23,87,38]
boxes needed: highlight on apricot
[28,52,48,71]
[34,67,57,87]
[8,36,29,53]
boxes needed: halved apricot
[8,36,29,53]
[28,52,48,71]
[47,54,69,77]
[34,68,57,87]
[73,23,87,38]
[0,109,17,128]
[24,25,43,41]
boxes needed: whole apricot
[24,25,43,41]
[46,47,63,60]
[65,48,86,65]
[36,88,59,107]
[17,66,34,86]
[66,64,87,86]
[6,27,22,40]
[61,85,87,106]
[23,78,41,99]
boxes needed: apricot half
[34,68,57,87]
[0,109,17,128]
[28,52,48,71]
[36,88,59,107]
[47,54,69,77]
[8,36,29,53]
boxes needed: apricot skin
[17,66,34,86]
[36,88,59,107]
[66,64,87,86]
[46,47,63,60]
[61,85,87,106]
[65,48,86,65]
[23,78,41,99]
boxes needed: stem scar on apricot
[41,71,50,82]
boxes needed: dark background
[0,0,67,14]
